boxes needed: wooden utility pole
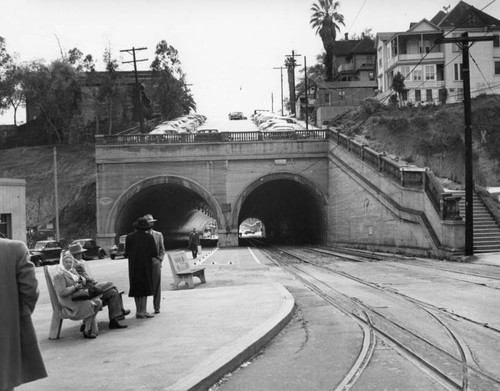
[304,57,308,130]
[437,32,494,256]
[53,146,60,241]
[120,46,148,133]
[273,66,286,115]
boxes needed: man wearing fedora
[143,214,165,314]
[68,242,130,329]
[125,216,158,318]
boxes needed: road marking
[247,247,261,264]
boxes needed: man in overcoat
[143,214,165,314]
[0,235,47,390]
[125,217,158,318]
[188,227,200,259]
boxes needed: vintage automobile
[69,238,106,260]
[29,240,64,267]
[109,235,127,260]
[228,111,247,120]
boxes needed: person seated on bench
[53,253,102,339]
[67,243,130,330]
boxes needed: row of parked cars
[29,238,114,267]
[149,114,207,135]
[252,112,308,132]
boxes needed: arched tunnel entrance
[114,182,217,249]
[238,178,324,246]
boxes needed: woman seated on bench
[53,253,102,339]
[67,243,130,329]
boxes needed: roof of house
[431,1,500,29]
[332,38,376,56]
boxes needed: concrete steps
[453,191,500,254]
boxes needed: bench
[167,250,206,289]
[44,264,122,339]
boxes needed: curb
[164,283,295,391]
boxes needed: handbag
[72,288,90,301]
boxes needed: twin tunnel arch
[107,174,327,248]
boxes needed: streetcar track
[262,246,500,391]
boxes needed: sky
[1,0,500,123]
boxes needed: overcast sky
[1,0,499,123]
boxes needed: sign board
[168,251,191,273]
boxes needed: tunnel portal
[238,179,324,245]
[115,183,215,249]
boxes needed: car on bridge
[228,112,247,120]
[29,240,64,267]
[109,235,127,260]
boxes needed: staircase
[452,191,500,253]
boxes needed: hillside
[0,144,96,242]
[1,96,499,243]
[329,95,500,189]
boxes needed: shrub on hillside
[358,98,384,118]
[379,116,410,133]
[411,116,429,131]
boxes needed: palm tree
[310,0,345,81]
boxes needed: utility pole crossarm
[436,36,494,44]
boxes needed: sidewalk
[18,248,295,391]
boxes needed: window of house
[495,61,500,75]
[415,90,421,102]
[402,90,408,101]
[324,93,331,104]
[454,63,463,80]
[494,35,500,47]
[339,90,345,100]
[426,89,433,102]
[425,65,435,80]
[456,88,464,101]
[413,69,423,81]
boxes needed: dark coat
[0,238,47,390]
[188,231,200,251]
[125,230,158,297]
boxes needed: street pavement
[18,247,294,391]
[17,248,500,391]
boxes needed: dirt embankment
[0,144,96,242]
[329,95,500,189]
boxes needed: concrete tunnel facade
[103,173,328,249]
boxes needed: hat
[143,214,157,223]
[69,242,87,255]
[133,217,152,230]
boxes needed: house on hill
[376,1,500,105]
[299,34,378,126]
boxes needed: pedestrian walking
[144,214,165,314]
[0,235,47,390]
[125,217,158,318]
[188,227,200,259]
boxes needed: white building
[0,178,26,242]
[376,1,500,105]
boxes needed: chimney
[345,33,348,40]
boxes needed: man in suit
[0,234,47,390]
[144,214,165,314]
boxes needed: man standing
[0,235,47,391]
[125,217,158,318]
[188,227,200,259]
[68,242,130,329]
[143,214,165,314]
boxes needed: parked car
[29,240,63,267]
[109,235,127,260]
[69,239,106,260]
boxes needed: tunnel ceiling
[115,183,214,240]
[239,179,323,245]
